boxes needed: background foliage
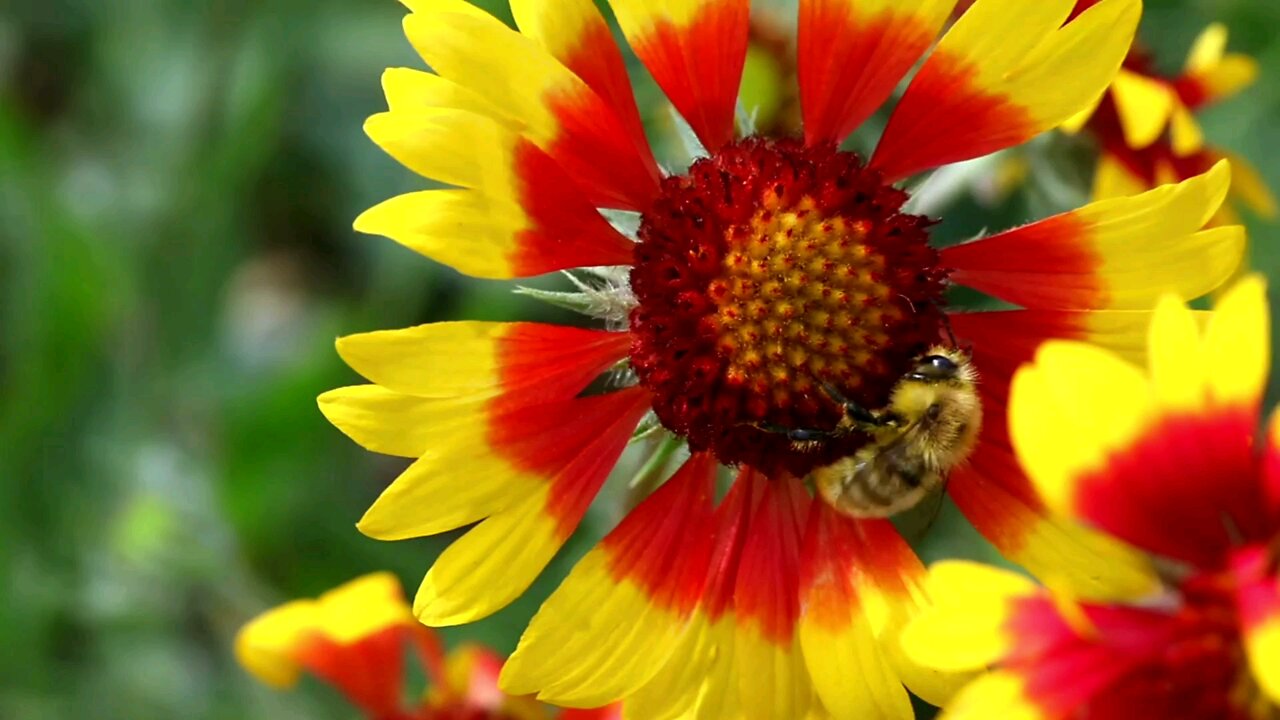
[3,0,1278,717]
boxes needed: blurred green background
[3,0,1278,717]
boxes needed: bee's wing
[877,415,952,538]
[872,417,929,479]
[894,478,951,542]
[885,415,953,540]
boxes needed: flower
[1070,13,1277,223]
[903,277,1280,719]
[321,0,1248,716]
[235,572,620,720]
[950,1,1276,223]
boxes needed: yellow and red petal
[693,618,747,719]
[909,562,1151,680]
[733,477,815,718]
[561,707,624,720]
[1011,602,1251,719]
[1010,340,1174,542]
[937,672,1048,720]
[562,707,624,720]
[509,0,652,165]
[949,308,1155,379]
[1011,278,1271,568]
[1109,70,1176,150]
[319,385,459,459]
[797,0,957,146]
[362,108,513,190]
[379,67,517,125]
[293,627,409,712]
[607,0,750,153]
[1265,409,1280,525]
[1166,103,1204,157]
[1222,150,1280,219]
[402,6,659,210]
[901,561,1039,673]
[908,564,1214,719]
[235,573,425,717]
[237,600,320,689]
[428,643,548,719]
[1201,275,1270,410]
[435,644,500,709]
[335,321,630,400]
[1175,23,1260,111]
[500,453,718,707]
[870,0,1139,182]
[349,385,646,542]
[799,504,966,718]
[412,388,653,625]
[703,468,762,621]
[852,519,973,707]
[291,629,411,717]
[1235,548,1280,704]
[946,310,1160,600]
[1093,148,1154,201]
[944,161,1242,310]
[330,393,582,537]
[411,490,562,626]
[799,507,911,719]
[625,613,717,720]
[358,110,634,279]
[947,434,1159,602]
[623,472,765,720]
[695,468,766,719]
[323,323,631,532]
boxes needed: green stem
[624,434,683,511]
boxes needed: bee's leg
[939,312,959,347]
[817,380,891,427]
[751,422,837,443]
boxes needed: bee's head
[905,346,972,385]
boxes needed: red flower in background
[1055,1,1277,223]
[235,572,618,720]
[904,278,1280,718]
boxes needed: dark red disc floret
[628,137,950,476]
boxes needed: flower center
[628,137,948,476]
[1124,575,1257,718]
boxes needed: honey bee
[762,346,982,519]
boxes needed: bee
[762,346,982,519]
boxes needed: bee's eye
[908,354,959,381]
[924,355,957,373]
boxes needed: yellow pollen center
[707,192,903,411]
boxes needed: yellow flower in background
[903,277,1280,718]
[1073,14,1277,223]
[318,0,1256,716]
[950,0,1275,222]
[236,572,619,720]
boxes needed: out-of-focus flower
[1069,12,1276,223]
[319,0,1252,716]
[903,277,1280,719]
[740,7,801,137]
[235,572,619,719]
[951,1,1275,222]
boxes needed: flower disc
[629,137,948,475]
